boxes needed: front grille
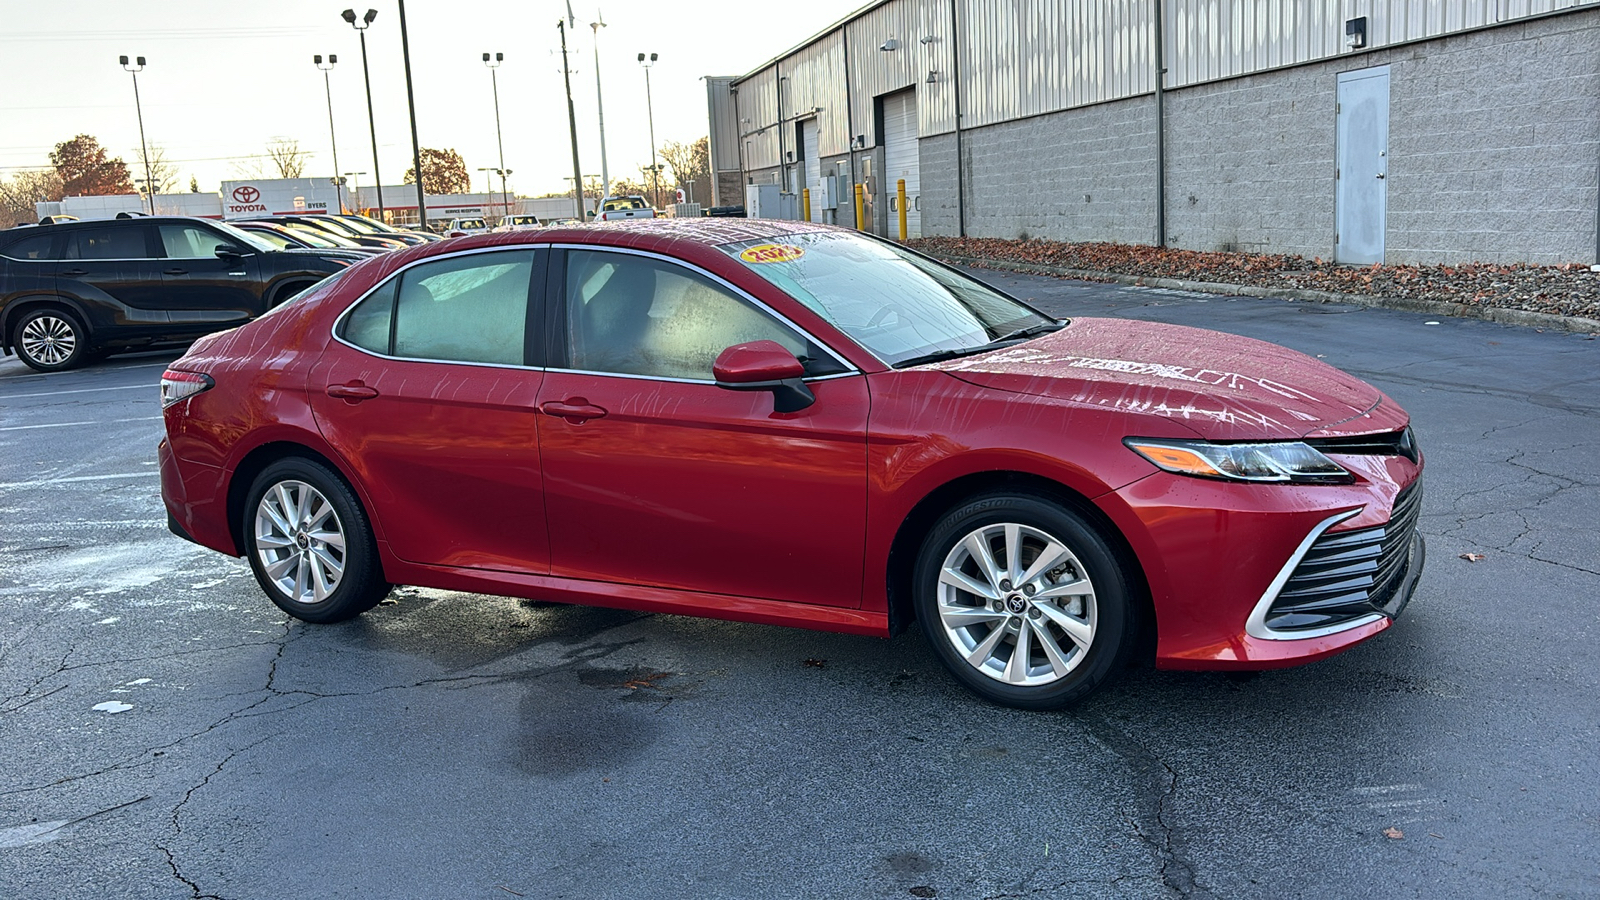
[1265,479,1424,632]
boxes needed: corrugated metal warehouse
[706,0,1600,265]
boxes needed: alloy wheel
[936,522,1098,686]
[253,480,347,605]
[19,315,77,367]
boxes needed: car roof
[534,218,831,248]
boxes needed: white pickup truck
[595,195,656,222]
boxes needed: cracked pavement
[1,273,1596,899]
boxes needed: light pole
[558,18,584,221]
[482,52,511,222]
[314,54,342,211]
[396,0,428,230]
[119,55,155,215]
[590,15,610,198]
[340,9,383,218]
[638,52,659,209]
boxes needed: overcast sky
[0,0,862,197]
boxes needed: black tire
[13,307,90,372]
[242,457,390,623]
[913,492,1137,710]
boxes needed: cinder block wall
[922,96,1158,245]
[916,8,1598,265]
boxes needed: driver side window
[563,250,809,381]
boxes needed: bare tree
[265,138,309,179]
[143,145,179,195]
[658,137,710,205]
[0,169,65,227]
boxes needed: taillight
[161,369,214,408]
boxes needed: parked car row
[0,215,370,371]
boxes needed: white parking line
[0,384,153,400]
[0,472,160,489]
[0,417,162,433]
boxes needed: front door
[538,247,868,608]
[155,222,263,319]
[309,248,550,574]
[1335,65,1390,264]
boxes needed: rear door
[55,224,169,320]
[309,247,550,573]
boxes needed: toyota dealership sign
[220,178,345,219]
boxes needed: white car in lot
[494,215,541,232]
[442,217,490,237]
[595,196,655,221]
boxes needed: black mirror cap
[714,376,816,413]
[214,245,253,260]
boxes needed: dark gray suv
[0,216,364,371]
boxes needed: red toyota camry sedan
[158,220,1424,709]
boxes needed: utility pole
[397,0,428,228]
[558,17,585,220]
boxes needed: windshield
[336,216,382,234]
[722,232,1057,366]
[279,221,361,248]
[213,222,279,254]
[307,217,364,237]
[240,228,295,250]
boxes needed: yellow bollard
[802,187,811,223]
[897,178,907,242]
[854,183,866,232]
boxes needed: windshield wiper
[893,346,995,368]
[992,319,1067,344]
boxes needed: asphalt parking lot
[2,270,1596,900]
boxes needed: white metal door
[882,90,920,239]
[801,119,821,222]
[1335,66,1389,265]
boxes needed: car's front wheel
[243,458,390,623]
[14,307,89,372]
[914,493,1137,710]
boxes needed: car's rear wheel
[243,458,389,623]
[14,307,89,372]
[914,493,1136,710]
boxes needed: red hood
[926,318,1405,441]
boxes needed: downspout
[1154,0,1167,247]
[844,27,856,228]
[952,0,966,237]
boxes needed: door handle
[164,268,188,275]
[59,269,87,277]
[326,382,380,402]
[540,399,608,423]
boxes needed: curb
[928,253,1600,336]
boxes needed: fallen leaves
[1383,827,1405,840]
[803,658,828,669]
[622,672,672,690]
[1459,553,1487,562]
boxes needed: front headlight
[1124,438,1352,484]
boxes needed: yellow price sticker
[739,243,805,264]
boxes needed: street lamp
[340,9,384,218]
[313,54,342,211]
[482,52,511,222]
[638,52,659,209]
[590,16,610,198]
[118,55,155,215]
[396,0,428,230]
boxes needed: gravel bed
[910,236,1600,322]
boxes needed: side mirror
[713,340,815,412]
[214,245,252,260]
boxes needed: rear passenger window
[67,227,148,260]
[340,251,536,366]
[0,233,55,260]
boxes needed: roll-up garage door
[882,89,919,238]
[802,119,821,222]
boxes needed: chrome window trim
[550,242,860,375]
[1244,507,1385,641]
[329,245,545,371]
[543,366,859,386]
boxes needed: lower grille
[1264,479,1424,632]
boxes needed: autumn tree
[658,136,711,206]
[49,134,134,196]
[266,138,308,179]
[0,169,65,227]
[403,148,471,194]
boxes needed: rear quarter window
[0,233,56,260]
